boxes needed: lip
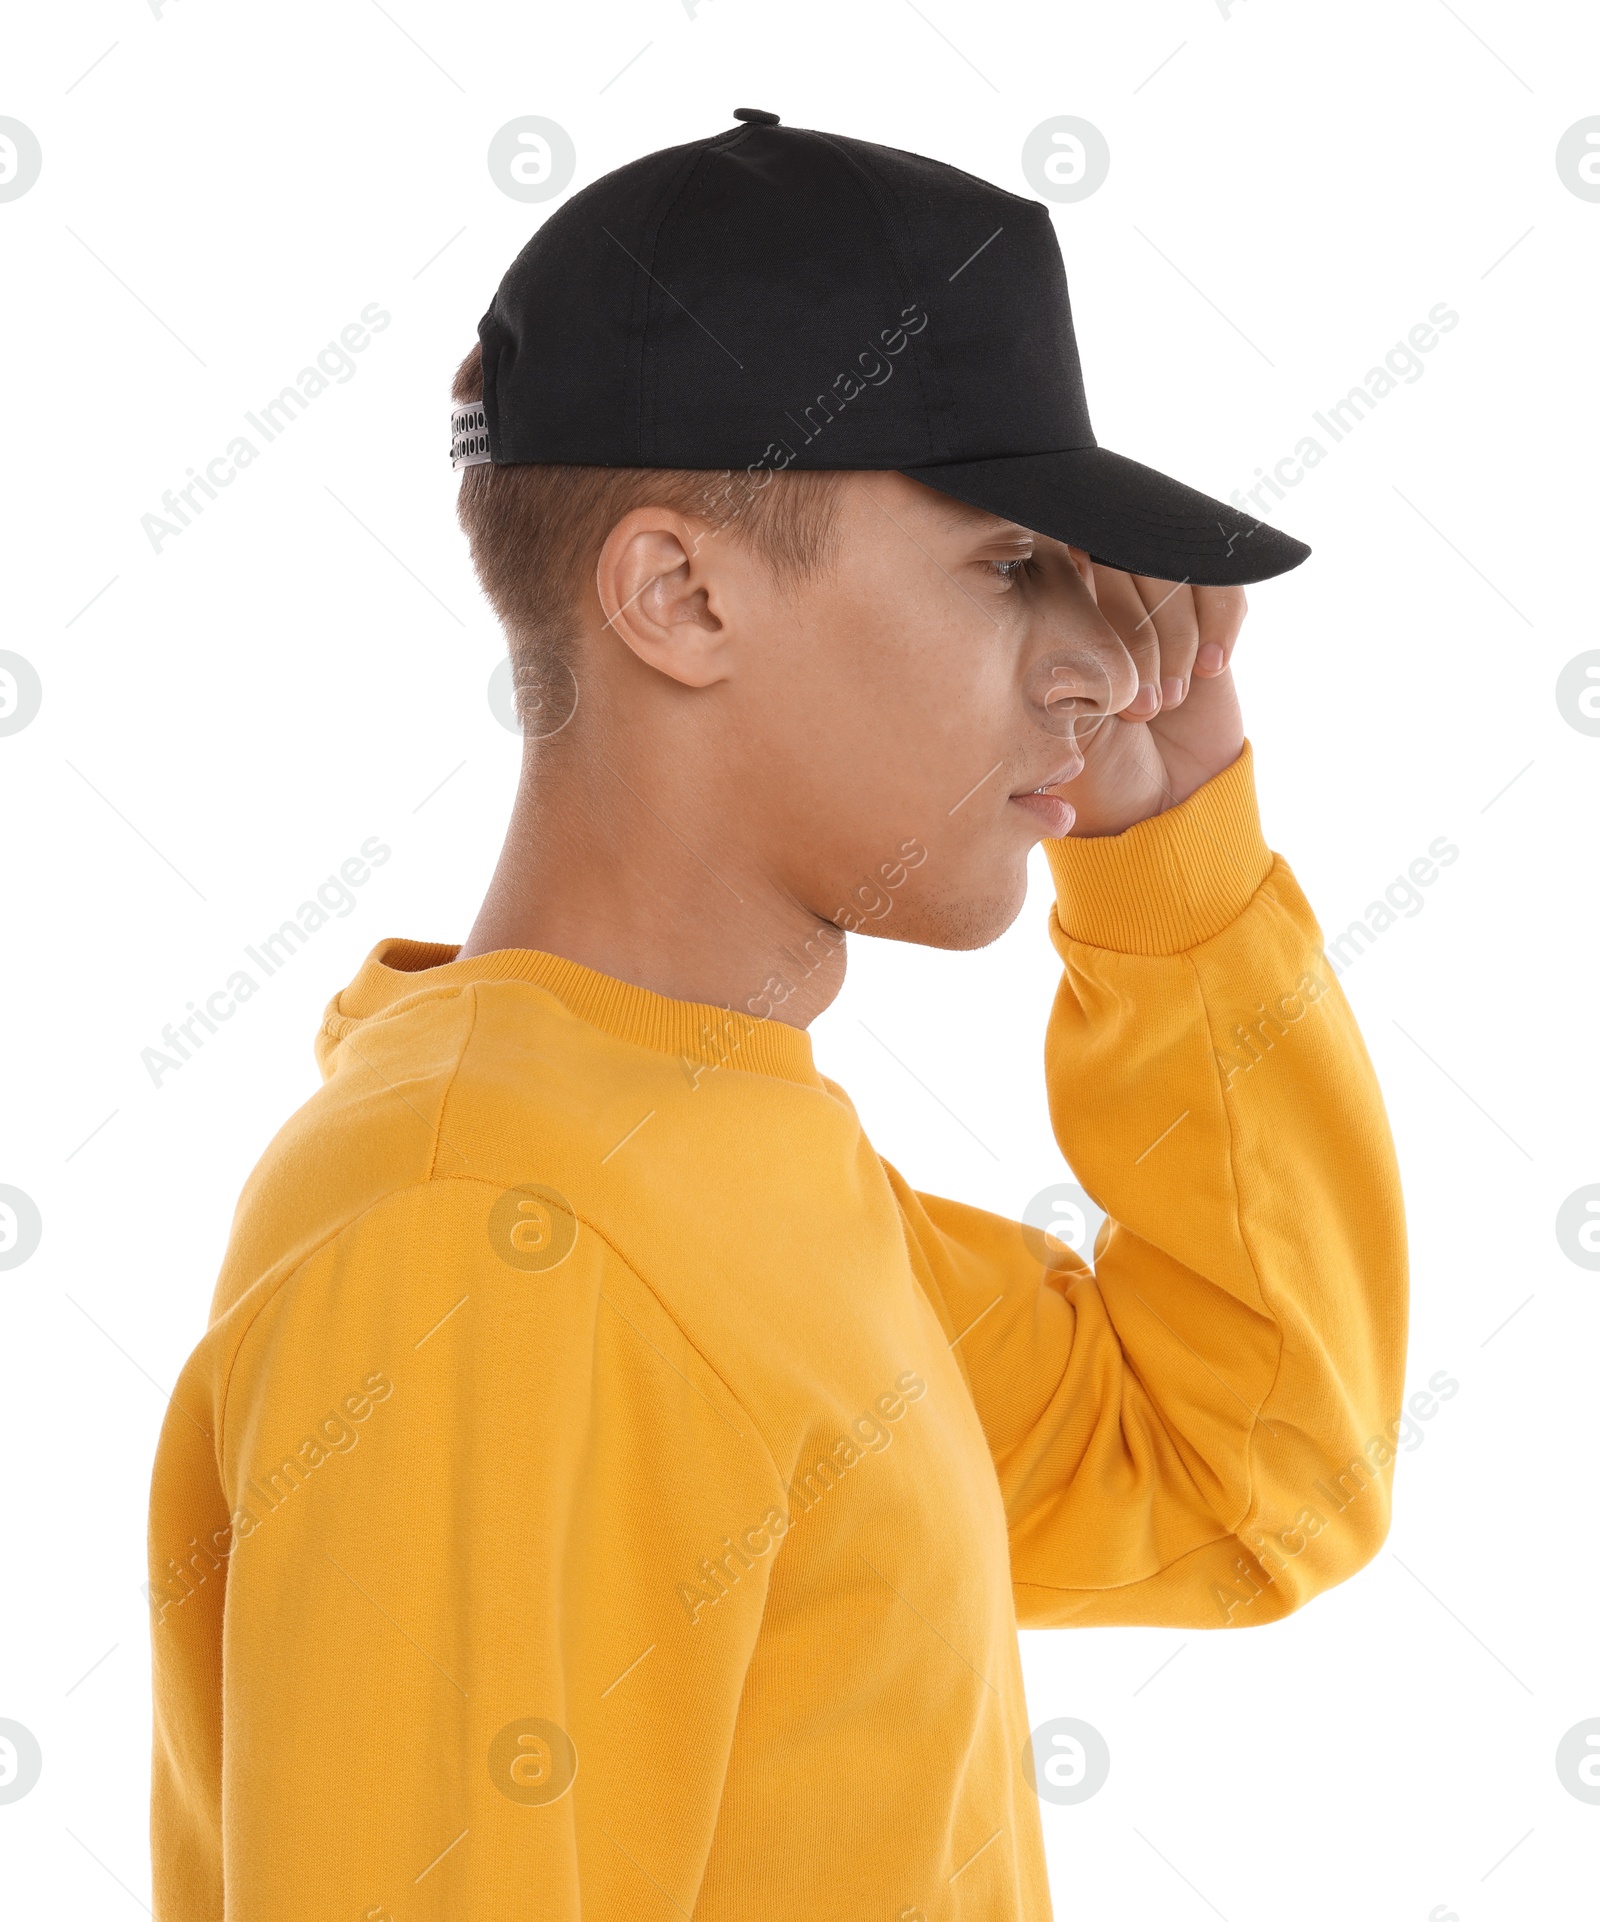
[1009,791,1075,836]
[1008,759,1082,799]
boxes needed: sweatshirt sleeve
[882,741,1409,1630]
[148,1178,787,1920]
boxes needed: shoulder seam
[212,1173,783,1490]
[428,982,484,1180]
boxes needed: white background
[2,1,1596,1916]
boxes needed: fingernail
[1131,682,1159,717]
[1161,676,1185,708]
[1197,643,1224,673]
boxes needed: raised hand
[1053,557,1248,838]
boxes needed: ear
[594,507,731,689]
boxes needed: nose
[1024,639,1140,741]
[1018,541,1142,738]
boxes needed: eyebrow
[925,496,1031,541]
[966,521,1035,547]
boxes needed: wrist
[1071,733,1247,839]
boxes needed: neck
[457,728,848,1029]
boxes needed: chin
[876,878,1028,953]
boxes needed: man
[148,109,1407,1919]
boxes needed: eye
[988,555,1035,587]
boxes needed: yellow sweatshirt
[148,743,1407,1920]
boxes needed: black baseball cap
[455,107,1309,587]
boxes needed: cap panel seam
[802,130,950,467]
[636,128,758,465]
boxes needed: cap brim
[898,447,1310,587]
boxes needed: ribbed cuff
[1044,740,1272,955]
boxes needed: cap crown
[480,119,1096,469]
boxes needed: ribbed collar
[330,938,826,1089]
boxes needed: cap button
[732,107,780,126]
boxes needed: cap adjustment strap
[451,402,492,470]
